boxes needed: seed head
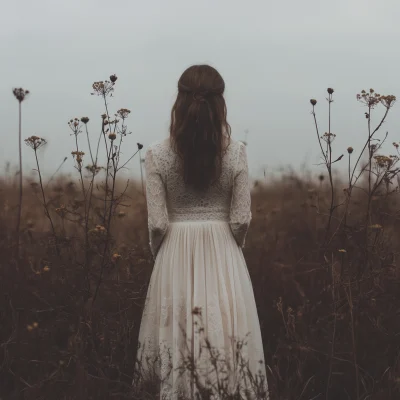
[310,99,317,106]
[13,88,30,103]
[116,108,131,119]
[108,132,117,141]
[110,74,118,83]
[347,146,354,154]
[327,88,334,94]
[81,117,89,124]
[25,136,47,150]
[137,143,143,150]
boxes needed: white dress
[135,138,269,399]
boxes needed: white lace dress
[135,138,269,399]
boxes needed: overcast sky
[1,0,400,181]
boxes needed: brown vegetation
[0,80,399,399]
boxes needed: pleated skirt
[135,221,269,399]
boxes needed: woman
[135,65,269,399]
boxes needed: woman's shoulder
[146,138,172,155]
[225,138,246,156]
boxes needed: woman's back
[148,137,246,222]
[145,137,251,256]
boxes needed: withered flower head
[92,80,114,97]
[110,74,118,83]
[116,108,131,119]
[137,143,143,150]
[71,151,85,165]
[347,146,354,154]
[81,117,89,124]
[310,99,317,106]
[13,88,30,103]
[85,164,102,175]
[327,88,334,94]
[55,205,67,218]
[25,136,47,150]
[380,95,396,108]
[112,253,121,262]
[369,224,383,231]
[108,132,117,141]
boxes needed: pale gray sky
[1,0,400,180]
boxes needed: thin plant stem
[16,102,23,260]
[139,149,145,195]
[34,149,60,256]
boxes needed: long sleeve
[229,143,252,248]
[145,147,169,258]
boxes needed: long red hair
[170,65,231,191]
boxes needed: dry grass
[1,81,399,399]
[1,171,400,399]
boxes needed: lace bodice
[145,138,251,257]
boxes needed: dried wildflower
[357,89,396,109]
[25,136,47,150]
[310,99,317,106]
[393,142,399,149]
[112,253,121,262]
[68,119,81,135]
[110,74,118,83]
[369,224,383,231]
[137,143,143,150]
[108,132,117,141]
[92,79,115,97]
[327,88,334,94]
[13,88,30,103]
[381,95,396,108]
[55,205,67,218]
[71,151,85,165]
[81,117,89,124]
[116,108,131,119]
[192,307,202,316]
[374,155,392,168]
[85,164,102,175]
[321,132,336,143]
[347,146,354,154]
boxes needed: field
[1,82,399,399]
